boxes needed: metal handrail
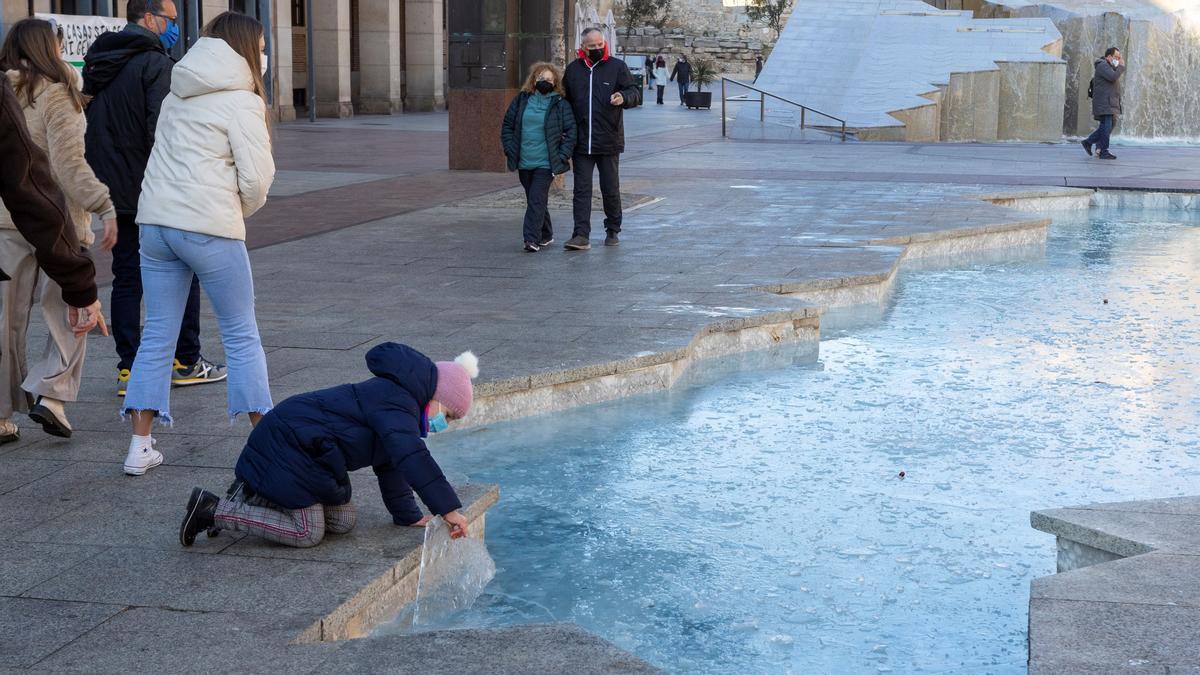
[720,77,848,141]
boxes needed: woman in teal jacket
[500,62,577,252]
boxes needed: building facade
[0,0,448,120]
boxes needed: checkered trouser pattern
[214,484,357,548]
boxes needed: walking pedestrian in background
[561,27,640,250]
[501,62,577,252]
[754,55,764,83]
[0,19,118,440]
[671,55,691,106]
[1082,47,1125,161]
[84,0,225,397]
[654,56,668,105]
[644,54,655,93]
[122,11,275,476]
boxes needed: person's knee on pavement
[179,343,480,548]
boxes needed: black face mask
[587,48,604,63]
[534,80,555,94]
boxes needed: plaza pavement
[2,94,1199,672]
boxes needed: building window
[292,0,305,26]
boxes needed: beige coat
[0,69,114,247]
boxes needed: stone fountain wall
[926,0,1200,139]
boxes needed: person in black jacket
[179,343,479,548]
[501,62,578,252]
[84,0,224,397]
[670,55,692,106]
[561,27,640,250]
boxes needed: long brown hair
[520,62,564,96]
[0,18,86,113]
[202,12,266,101]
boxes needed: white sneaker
[124,441,163,476]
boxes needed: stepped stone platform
[1029,496,1200,672]
[741,0,1067,142]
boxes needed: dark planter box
[684,91,712,109]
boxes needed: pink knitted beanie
[433,351,480,418]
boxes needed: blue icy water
[423,209,1200,673]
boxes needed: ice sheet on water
[383,518,496,634]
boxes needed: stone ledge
[1029,496,1200,671]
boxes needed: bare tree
[745,0,791,39]
[617,0,672,41]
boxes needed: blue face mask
[159,18,180,51]
[428,411,449,434]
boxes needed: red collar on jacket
[578,43,611,68]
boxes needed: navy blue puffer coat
[234,343,462,524]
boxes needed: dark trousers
[518,168,554,245]
[677,80,689,103]
[656,85,665,104]
[111,213,201,371]
[1084,114,1114,152]
[572,153,621,238]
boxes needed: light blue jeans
[123,225,272,424]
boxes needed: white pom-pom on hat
[454,351,480,379]
[434,351,480,419]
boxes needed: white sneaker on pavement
[124,437,163,476]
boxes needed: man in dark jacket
[1082,47,1125,161]
[0,79,106,337]
[561,27,641,250]
[670,55,692,106]
[84,0,223,396]
[179,343,478,548]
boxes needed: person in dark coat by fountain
[178,343,480,548]
[560,27,640,250]
[1082,47,1125,161]
[501,61,577,252]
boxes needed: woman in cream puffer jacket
[121,12,276,477]
[0,18,118,443]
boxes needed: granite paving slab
[31,607,330,674]
[1030,496,1200,671]
[0,597,122,669]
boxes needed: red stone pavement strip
[242,171,515,250]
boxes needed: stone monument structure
[739,0,1067,142]
[927,0,1200,139]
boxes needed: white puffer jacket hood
[137,37,274,241]
[171,36,255,99]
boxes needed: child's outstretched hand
[443,511,469,539]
